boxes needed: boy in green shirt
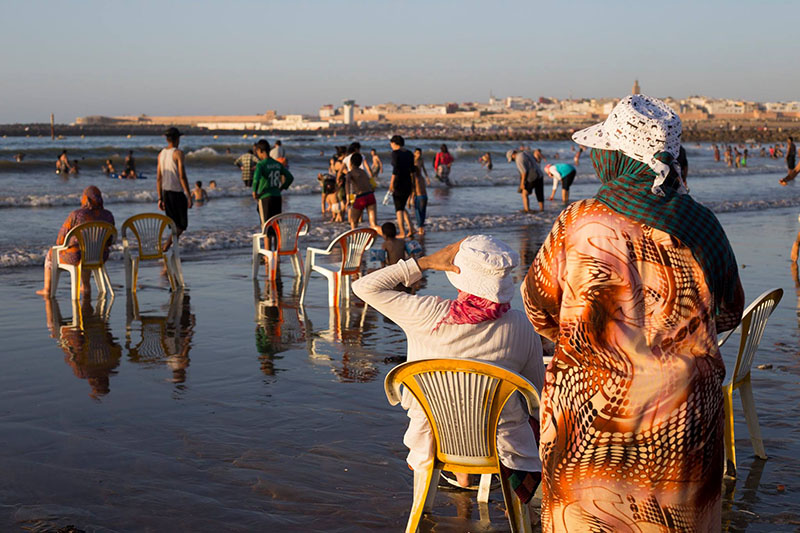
[252,139,294,226]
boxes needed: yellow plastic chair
[385,358,540,533]
[299,228,377,307]
[252,213,310,280]
[718,287,783,477]
[50,221,117,300]
[121,213,184,292]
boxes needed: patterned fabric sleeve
[522,206,570,341]
[56,210,79,246]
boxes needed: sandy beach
[1,201,799,531]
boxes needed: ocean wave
[185,146,222,158]
[5,197,800,268]
[0,210,555,268]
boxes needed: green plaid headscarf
[591,148,740,316]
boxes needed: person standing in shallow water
[252,138,294,226]
[235,147,259,187]
[388,135,415,238]
[433,144,453,185]
[507,148,544,212]
[370,148,383,180]
[157,127,192,251]
[524,94,744,532]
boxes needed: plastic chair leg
[739,380,767,459]
[343,275,352,305]
[406,465,437,533]
[299,251,313,305]
[171,252,185,288]
[290,254,302,278]
[499,468,532,533]
[102,267,114,299]
[328,273,339,308]
[269,252,278,280]
[252,236,260,279]
[478,473,492,503]
[124,252,132,291]
[92,268,105,296]
[132,257,140,293]
[722,383,736,477]
[71,265,81,301]
[423,468,440,512]
[51,261,60,296]
[163,257,176,292]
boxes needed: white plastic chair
[50,221,117,300]
[252,213,310,280]
[299,228,377,307]
[385,358,540,533]
[718,287,783,477]
[122,213,184,292]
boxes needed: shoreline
[1,209,799,531]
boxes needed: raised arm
[353,240,463,332]
[352,260,448,332]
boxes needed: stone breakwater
[2,119,799,143]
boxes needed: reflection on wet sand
[254,277,305,377]
[45,295,121,399]
[303,302,383,383]
[126,290,194,384]
[723,457,767,531]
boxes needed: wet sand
[1,209,799,531]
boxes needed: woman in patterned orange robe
[523,149,744,531]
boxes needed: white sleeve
[550,170,562,193]
[352,259,448,333]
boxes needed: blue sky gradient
[1,0,797,123]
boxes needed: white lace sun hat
[572,94,684,195]
[445,235,519,304]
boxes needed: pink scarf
[433,290,510,331]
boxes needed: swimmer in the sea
[479,152,493,170]
[192,181,209,204]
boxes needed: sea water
[1,135,799,531]
[0,135,794,266]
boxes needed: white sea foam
[8,196,799,269]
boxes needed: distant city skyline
[2,0,798,123]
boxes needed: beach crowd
[33,94,800,532]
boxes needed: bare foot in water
[35,288,50,297]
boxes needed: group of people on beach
[102,150,138,179]
[55,150,79,175]
[712,137,798,171]
[35,93,791,530]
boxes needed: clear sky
[1,0,797,123]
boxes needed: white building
[765,101,800,113]
[342,100,355,125]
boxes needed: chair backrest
[121,213,176,260]
[385,358,540,468]
[326,228,377,275]
[63,221,117,268]
[262,213,310,255]
[730,288,783,385]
